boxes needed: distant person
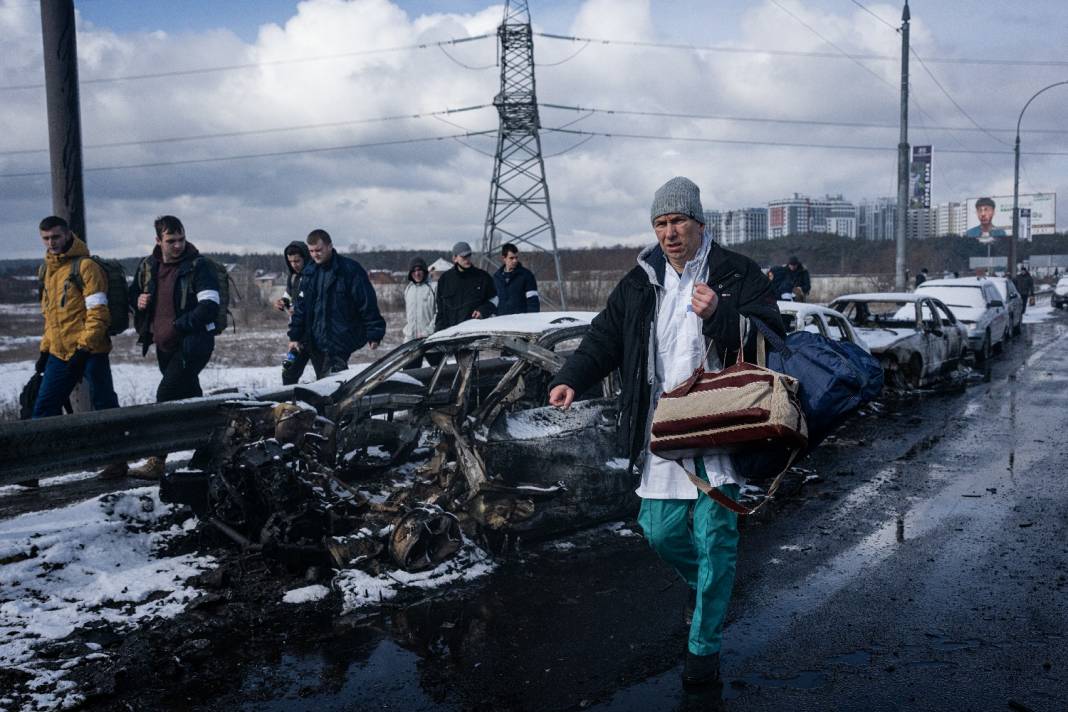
[1014,267,1035,314]
[275,241,312,385]
[286,229,385,378]
[403,257,436,342]
[964,197,1007,238]
[914,268,929,289]
[434,241,497,331]
[769,255,811,302]
[129,215,221,480]
[492,243,540,316]
[30,216,124,483]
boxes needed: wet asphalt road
[201,309,1068,712]
[8,308,1068,712]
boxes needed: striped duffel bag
[649,317,807,514]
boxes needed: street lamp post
[1011,80,1068,278]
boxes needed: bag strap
[683,448,801,516]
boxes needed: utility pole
[894,1,910,291]
[481,0,566,308]
[40,0,87,242]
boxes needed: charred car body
[828,293,969,389]
[162,313,634,574]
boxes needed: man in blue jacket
[492,243,540,315]
[287,229,385,378]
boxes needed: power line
[0,130,496,179]
[847,0,897,30]
[539,126,1068,156]
[0,34,493,91]
[538,102,1068,135]
[533,31,1068,68]
[0,104,493,157]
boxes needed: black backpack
[38,256,130,336]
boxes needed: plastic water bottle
[283,348,298,371]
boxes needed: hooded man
[403,257,437,341]
[769,256,811,302]
[276,241,312,385]
[128,215,221,479]
[548,176,783,689]
[492,242,540,315]
[30,216,124,482]
[434,241,497,331]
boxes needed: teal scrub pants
[637,461,740,656]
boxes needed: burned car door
[918,298,947,380]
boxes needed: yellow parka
[39,236,111,361]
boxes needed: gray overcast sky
[1,0,1066,259]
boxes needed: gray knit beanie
[650,176,705,225]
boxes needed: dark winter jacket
[283,240,311,305]
[549,241,784,468]
[770,264,811,298]
[435,264,497,330]
[130,243,220,359]
[1013,271,1035,298]
[286,252,386,359]
[493,263,540,315]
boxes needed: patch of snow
[425,311,596,342]
[605,458,630,470]
[0,488,214,709]
[546,541,577,551]
[282,585,331,604]
[334,542,495,614]
[1022,304,1054,324]
[853,328,914,352]
[779,544,804,552]
[599,521,640,538]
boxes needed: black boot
[682,651,721,687]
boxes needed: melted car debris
[160,317,635,581]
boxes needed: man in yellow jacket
[33,216,125,478]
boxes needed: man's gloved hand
[67,349,90,383]
[35,351,50,374]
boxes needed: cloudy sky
[1,0,1066,259]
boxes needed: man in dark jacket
[548,177,783,690]
[287,229,385,378]
[769,255,811,301]
[434,241,497,330]
[129,215,220,479]
[1014,267,1035,314]
[275,241,312,384]
[492,243,540,315]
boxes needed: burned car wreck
[162,313,635,576]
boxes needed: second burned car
[828,292,969,389]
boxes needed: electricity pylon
[480,0,566,308]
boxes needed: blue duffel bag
[731,319,884,482]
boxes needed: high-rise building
[934,201,966,236]
[720,208,768,246]
[907,208,934,240]
[703,210,722,243]
[767,194,855,238]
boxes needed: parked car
[828,293,969,388]
[985,276,1024,336]
[915,277,1010,361]
[777,301,871,353]
[1052,277,1068,309]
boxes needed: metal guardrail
[0,396,254,486]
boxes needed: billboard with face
[909,146,932,209]
[964,193,1056,238]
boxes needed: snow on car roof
[776,301,846,318]
[425,311,597,343]
[918,277,993,288]
[830,292,924,302]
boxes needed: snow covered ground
[0,489,214,711]
[1023,302,1055,324]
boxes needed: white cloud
[0,0,1065,258]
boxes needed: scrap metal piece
[389,505,462,572]
[430,410,489,496]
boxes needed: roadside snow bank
[0,488,214,711]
